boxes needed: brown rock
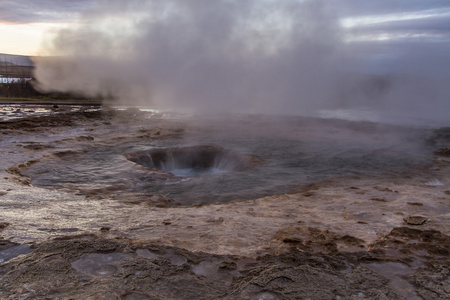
[403,215,428,225]
[434,147,450,157]
[0,222,10,230]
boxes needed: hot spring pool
[22,114,434,206]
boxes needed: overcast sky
[1,0,449,23]
[1,0,450,55]
[0,0,94,24]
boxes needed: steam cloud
[34,0,450,123]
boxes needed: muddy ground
[0,106,449,299]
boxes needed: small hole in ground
[124,145,262,176]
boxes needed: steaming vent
[124,145,262,176]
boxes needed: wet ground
[0,105,449,299]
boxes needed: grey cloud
[335,0,450,18]
[0,0,93,23]
[347,15,450,45]
[350,15,450,33]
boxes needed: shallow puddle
[0,244,32,263]
[192,260,221,277]
[363,262,422,300]
[71,252,133,276]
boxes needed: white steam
[34,0,450,124]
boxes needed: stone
[403,216,429,225]
[434,147,450,157]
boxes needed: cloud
[0,0,93,24]
[361,16,450,33]
[343,6,450,41]
[335,0,450,18]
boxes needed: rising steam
[34,0,450,123]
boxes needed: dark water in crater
[24,115,434,205]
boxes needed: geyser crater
[124,145,263,177]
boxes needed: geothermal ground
[0,104,449,299]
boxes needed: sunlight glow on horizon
[0,21,64,56]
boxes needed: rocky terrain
[0,106,449,299]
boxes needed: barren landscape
[2,1,450,299]
[0,105,449,299]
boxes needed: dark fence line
[0,79,40,98]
